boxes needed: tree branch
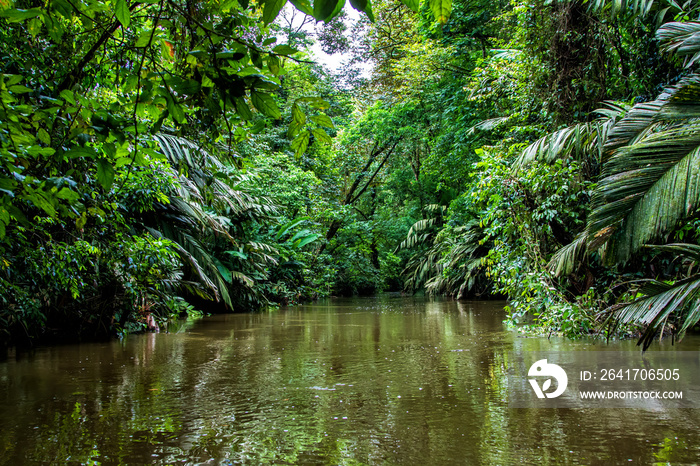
[348,140,397,204]
[56,2,142,94]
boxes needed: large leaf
[603,76,700,157]
[589,124,700,262]
[251,91,281,119]
[314,0,345,21]
[314,0,340,21]
[115,0,130,28]
[429,0,451,24]
[312,127,332,144]
[548,231,588,277]
[348,0,372,18]
[233,96,253,121]
[349,0,368,12]
[0,8,42,22]
[263,0,287,24]
[143,134,279,310]
[587,75,700,263]
[291,130,310,157]
[400,0,419,12]
[272,44,299,55]
[657,22,700,67]
[615,273,700,350]
[310,113,334,129]
[588,0,658,16]
[290,0,314,15]
[293,233,320,249]
[513,102,627,169]
[96,159,115,191]
[276,216,310,240]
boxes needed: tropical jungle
[2,0,700,350]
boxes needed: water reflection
[0,297,699,464]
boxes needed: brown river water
[1,297,699,464]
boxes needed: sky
[278,4,371,75]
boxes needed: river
[1,297,699,464]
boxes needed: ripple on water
[1,298,700,464]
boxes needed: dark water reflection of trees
[0,297,698,464]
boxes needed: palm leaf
[588,0,664,17]
[587,75,700,263]
[605,76,700,154]
[513,102,627,169]
[154,133,225,171]
[548,231,588,276]
[139,134,281,309]
[146,227,220,299]
[403,220,488,296]
[589,123,700,262]
[652,242,700,261]
[615,274,700,350]
[155,133,277,219]
[466,116,512,136]
[658,21,700,67]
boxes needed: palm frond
[587,75,700,263]
[652,242,700,261]
[139,133,283,310]
[548,231,588,276]
[154,133,225,171]
[155,133,277,220]
[514,123,591,168]
[588,124,700,261]
[588,0,662,17]
[146,227,219,300]
[605,75,700,154]
[230,270,255,288]
[467,116,512,136]
[615,274,700,350]
[513,103,627,169]
[403,221,488,296]
[658,21,700,67]
[398,205,446,251]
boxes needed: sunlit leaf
[115,0,130,28]
[297,96,330,109]
[276,216,310,239]
[96,159,115,191]
[291,130,310,157]
[0,8,42,22]
[135,30,154,47]
[251,91,281,119]
[292,104,306,125]
[293,234,320,249]
[399,0,419,12]
[263,0,287,24]
[310,113,334,129]
[312,127,332,144]
[268,55,281,75]
[429,0,451,24]
[272,44,298,55]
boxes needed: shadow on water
[0,296,699,464]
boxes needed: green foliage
[1,0,698,351]
[0,0,344,342]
